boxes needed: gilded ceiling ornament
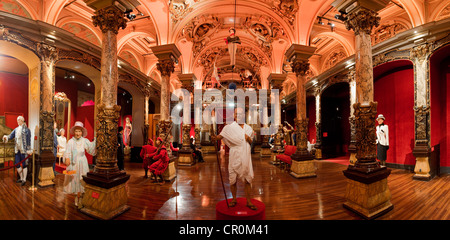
[169,0,194,24]
[266,0,298,27]
[180,14,222,57]
[92,6,127,34]
[344,8,380,35]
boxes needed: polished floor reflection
[0,154,449,220]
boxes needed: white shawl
[219,121,254,185]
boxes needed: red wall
[430,47,450,168]
[0,72,28,128]
[374,62,415,166]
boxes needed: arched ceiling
[1,0,449,90]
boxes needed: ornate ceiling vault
[0,0,449,93]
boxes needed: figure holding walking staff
[211,107,257,210]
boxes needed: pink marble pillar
[285,44,316,162]
[37,43,58,187]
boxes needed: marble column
[37,43,58,187]
[150,44,181,138]
[143,85,151,145]
[313,87,323,160]
[347,68,357,165]
[268,73,286,164]
[410,44,432,181]
[285,44,316,178]
[260,104,272,158]
[177,73,194,166]
[334,0,393,219]
[80,2,131,220]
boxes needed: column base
[343,166,393,219]
[163,161,177,181]
[413,156,431,181]
[80,182,130,220]
[178,151,194,166]
[37,150,55,188]
[290,160,317,178]
[314,148,322,160]
[270,150,283,165]
[201,145,216,154]
[260,147,272,158]
[349,152,357,166]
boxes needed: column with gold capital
[268,73,286,165]
[150,44,181,138]
[333,0,393,219]
[80,0,137,220]
[37,43,58,187]
[410,44,432,181]
[285,44,317,178]
[177,73,195,166]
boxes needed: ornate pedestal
[37,150,55,188]
[178,151,194,166]
[343,166,393,219]
[178,124,194,166]
[163,161,177,181]
[80,178,130,220]
[290,159,317,178]
[260,135,271,158]
[412,143,431,181]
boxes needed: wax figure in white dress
[376,114,389,166]
[63,121,96,208]
[212,107,257,210]
[56,128,67,165]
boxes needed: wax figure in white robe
[214,108,257,210]
[63,121,96,208]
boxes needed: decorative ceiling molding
[262,0,298,27]
[178,14,222,58]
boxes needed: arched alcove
[374,59,415,167]
[320,82,350,158]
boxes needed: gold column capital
[92,6,127,34]
[344,8,380,35]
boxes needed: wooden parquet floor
[0,154,449,220]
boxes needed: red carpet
[323,156,350,166]
[216,198,265,220]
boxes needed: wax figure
[149,137,170,185]
[56,129,67,165]
[212,107,257,210]
[190,137,204,163]
[376,114,389,166]
[63,121,96,208]
[123,117,132,146]
[225,27,241,68]
[2,116,32,186]
[140,138,157,178]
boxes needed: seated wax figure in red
[140,139,157,178]
[149,137,170,185]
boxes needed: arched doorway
[0,40,40,148]
[430,44,450,173]
[374,60,415,168]
[321,82,350,158]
